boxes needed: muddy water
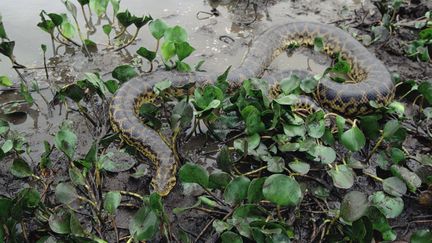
[0,0,364,157]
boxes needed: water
[0,0,362,156]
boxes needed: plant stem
[120,190,144,200]
[363,172,383,182]
[78,195,98,208]
[115,27,141,51]
[55,26,81,47]
[71,15,91,57]
[366,135,384,162]
[201,186,228,207]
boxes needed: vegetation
[0,0,431,242]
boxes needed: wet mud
[0,0,431,242]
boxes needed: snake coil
[110,22,395,196]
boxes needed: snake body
[109,22,395,196]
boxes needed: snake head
[150,158,177,197]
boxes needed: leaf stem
[115,27,141,51]
[120,190,144,200]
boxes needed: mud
[0,0,431,242]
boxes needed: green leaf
[224,176,251,205]
[104,191,121,215]
[15,187,40,210]
[382,177,407,197]
[175,41,195,61]
[84,72,109,97]
[0,16,8,39]
[328,164,355,189]
[314,37,324,52]
[63,0,78,18]
[208,171,232,189]
[131,164,149,179]
[307,119,325,138]
[137,47,156,62]
[69,211,85,237]
[176,61,192,72]
[217,146,233,173]
[149,19,168,40]
[390,147,405,164]
[266,156,285,173]
[77,0,93,7]
[366,207,396,241]
[54,122,77,160]
[1,139,13,153]
[390,165,422,192]
[419,81,432,105]
[274,94,298,105]
[352,217,373,243]
[84,142,98,166]
[55,182,78,204]
[132,15,152,28]
[213,220,234,233]
[387,101,405,117]
[153,79,172,95]
[340,191,368,222]
[49,210,71,234]
[383,120,400,138]
[89,0,109,17]
[221,231,243,243]
[57,84,85,102]
[263,174,302,206]
[312,186,330,200]
[0,119,9,135]
[161,41,176,60]
[110,0,120,15]
[371,25,390,43]
[102,24,112,36]
[129,206,159,240]
[11,158,33,178]
[0,76,12,87]
[61,21,76,39]
[116,10,134,28]
[170,100,193,129]
[179,163,209,187]
[300,78,318,93]
[241,105,265,135]
[411,230,432,243]
[335,115,345,138]
[359,115,380,139]
[69,167,86,186]
[112,65,137,83]
[369,191,404,218]
[330,57,351,74]
[47,13,63,26]
[0,196,12,219]
[104,79,119,94]
[20,82,34,104]
[164,26,188,43]
[0,41,15,59]
[288,160,310,175]
[340,125,366,152]
[310,145,336,164]
[279,75,300,94]
[100,151,136,172]
[247,177,266,203]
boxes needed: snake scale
[109,22,395,196]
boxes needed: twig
[193,218,215,243]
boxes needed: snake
[109,21,395,196]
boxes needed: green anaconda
[109,21,395,196]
